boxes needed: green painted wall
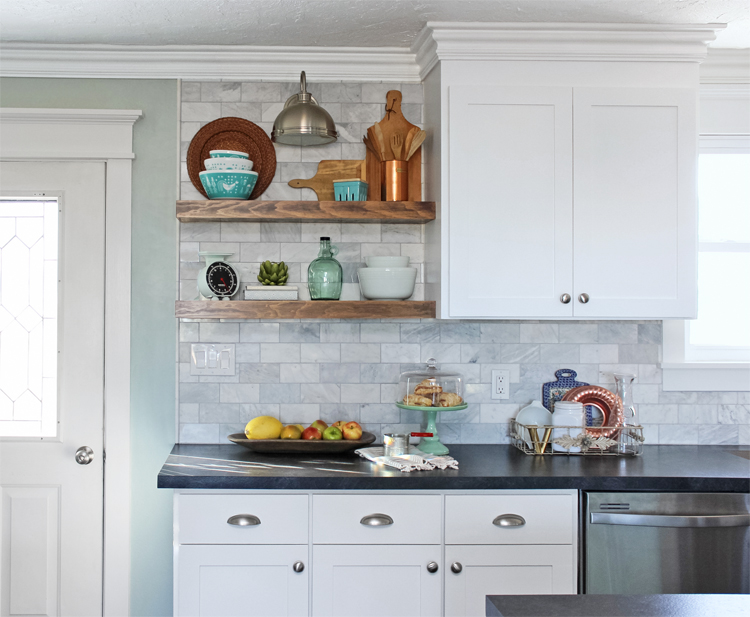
[1,78,178,616]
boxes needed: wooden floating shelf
[176,200,436,223]
[176,300,436,320]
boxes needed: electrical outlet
[491,369,510,400]
[190,344,235,376]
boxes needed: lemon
[244,415,283,440]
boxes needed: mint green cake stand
[396,403,468,455]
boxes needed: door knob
[560,293,571,304]
[293,561,305,573]
[75,446,94,465]
[578,293,590,304]
[426,561,439,573]
[451,562,463,574]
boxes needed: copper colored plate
[187,117,277,200]
[562,385,624,438]
[227,432,376,454]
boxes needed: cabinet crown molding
[414,22,726,79]
[0,43,421,82]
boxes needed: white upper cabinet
[573,87,697,318]
[445,85,697,320]
[448,86,573,318]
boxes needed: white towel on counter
[355,446,459,472]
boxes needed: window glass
[698,153,750,243]
[0,199,59,437]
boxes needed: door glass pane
[0,199,58,437]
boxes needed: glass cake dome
[397,358,464,408]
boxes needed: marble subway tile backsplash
[177,319,749,446]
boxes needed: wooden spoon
[373,124,387,161]
[363,136,380,161]
[391,133,403,160]
[406,129,426,161]
[367,126,384,162]
[402,127,418,160]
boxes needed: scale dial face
[205,261,238,297]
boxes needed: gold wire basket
[510,419,644,456]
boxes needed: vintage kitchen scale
[197,251,239,300]
[396,359,466,455]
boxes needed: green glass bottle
[308,236,342,300]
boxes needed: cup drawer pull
[360,513,394,526]
[227,514,261,526]
[493,514,526,528]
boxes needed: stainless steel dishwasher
[584,492,750,594]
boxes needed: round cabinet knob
[426,561,439,573]
[578,293,590,304]
[293,561,305,573]
[560,293,571,304]
[75,446,94,465]
[451,562,463,574]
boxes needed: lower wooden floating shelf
[175,300,436,320]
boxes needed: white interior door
[0,162,105,617]
[448,86,573,318]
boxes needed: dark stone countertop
[485,594,750,616]
[157,444,750,492]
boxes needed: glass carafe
[614,373,638,454]
[308,237,342,300]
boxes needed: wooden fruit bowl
[227,432,376,454]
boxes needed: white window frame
[662,134,750,391]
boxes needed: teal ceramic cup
[199,170,258,199]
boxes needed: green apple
[322,426,343,441]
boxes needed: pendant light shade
[271,72,338,146]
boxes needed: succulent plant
[258,260,289,286]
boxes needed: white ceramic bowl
[357,267,417,301]
[209,150,249,159]
[204,157,253,172]
[365,255,410,268]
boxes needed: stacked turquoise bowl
[199,150,258,199]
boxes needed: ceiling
[1,0,748,49]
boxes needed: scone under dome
[398,358,464,407]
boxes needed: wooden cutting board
[288,160,366,200]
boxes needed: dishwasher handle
[591,512,750,528]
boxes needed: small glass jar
[307,236,342,300]
[398,358,464,407]
[551,401,584,453]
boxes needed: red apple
[302,426,322,440]
[310,419,328,433]
[331,421,346,432]
[342,421,363,441]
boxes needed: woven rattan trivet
[187,117,277,200]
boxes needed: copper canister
[384,160,408,201]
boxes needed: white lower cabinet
[444,545,576,617]
[174,491,577,617]
[312,545,442,617]
[176,545,309,617]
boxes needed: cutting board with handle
[288,160,366,200]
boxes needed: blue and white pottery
[199,170,258,199]
[209,149,249,159]
[204,157,253,172]
[542,368,591,421]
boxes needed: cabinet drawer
[445,494,574,545]
[178,494,308,545]
[313,495,441,544]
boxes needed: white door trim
[0,107,141,617]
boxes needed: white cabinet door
[312,545,442,617]
[444,545,575,617]
[176,545,309,617]
[448,86,573,318]
[573,87,697,318]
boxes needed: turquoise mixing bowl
[199,170,258,199]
